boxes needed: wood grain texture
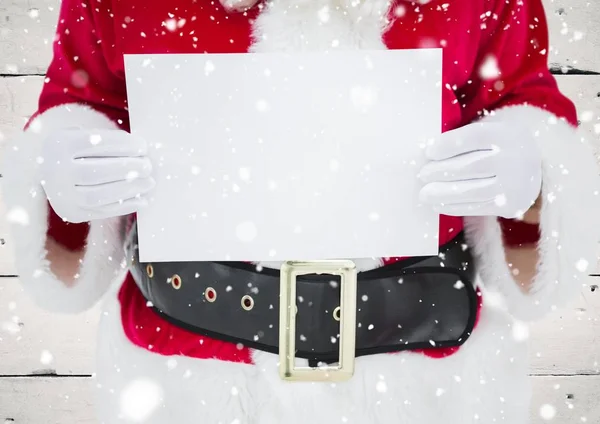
[0,278,99,376]
[529,281,600,376]
[0,375,598,423]
[530,376,600,423]
[0,377,95,424]
[0,0,59,75]
[1,0,600,75]
[545,0,600,73]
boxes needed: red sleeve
[30,0,129,251]
[459,0,578,247]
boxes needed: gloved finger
[73,157,153,186]
[75,177,156,208]
[425,122,497,161]
[431,200,497,217]
[418,150,496,183]
[419,178,496,205]
[87,197,150,219]
[59,129,148,159]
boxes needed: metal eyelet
[333,306,341,322]
[171,274,182,290]
[205,287,217,302]
[241,295,254,311]
[146,264,154,278]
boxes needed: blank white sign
[124,50,441,262]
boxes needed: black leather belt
[126,226,478,364]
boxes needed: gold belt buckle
[279,260,358,382]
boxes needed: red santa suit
[2,0,599,423]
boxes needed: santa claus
[2,0,599,422]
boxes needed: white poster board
[124,50,441,262]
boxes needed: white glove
[40,128,155,223]
[418,119,542,219]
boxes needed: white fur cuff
[464,105,600,321]
[0,104,128,314]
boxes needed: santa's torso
[88,1,530,423]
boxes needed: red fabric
[36,0,578,363]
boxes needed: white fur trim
[0,104,128,314]
[464,104,600,321]
[94,282,530,424]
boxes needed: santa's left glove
[417,118,542,219]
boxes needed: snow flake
[5,64,19,73]
[256,99,270,112]
[375,380,388,393]
[494,193,507,207]
[479,55,500,80]
[71,69,89,88]
[436,388,445,396]
[7,207,29,226]
[318,6,330,22]
[126,170,141,181]
[539,404,556,420]
[28,8,40,18]
[40,350,54,365]
[238,167,251,181]
[580,110,594,122]
[164,18,177,32]
[166,358,177,370]
[575,259,589,273]
[90,134,102,145]
[119,379,163,422]
[204,60,215,76]
[368,212,380,221]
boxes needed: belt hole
[241,295,254,311]
[146,264,154,278]
[333,306,341,321]
[171,274,182,290]
[205,287,217,302]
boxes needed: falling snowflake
[318,6,330,22]
[479,55,500,80]
[375,380,388,393]
[539,404,557,420]
[7,207,29,226]
[40,350,54,365]
[119,378,164,422]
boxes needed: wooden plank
[0,76,42,276]
[0,0,59,75]
[545,0,600,73]
[1,275,600,376]
[0,377,95,423]
[0,375,597,423]
[529,277,600,376]
[0,0,599,75]
[0,278,99,375]
[530,376,600,423]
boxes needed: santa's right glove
[40,128,155,223]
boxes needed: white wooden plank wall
[0,0,600,422]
